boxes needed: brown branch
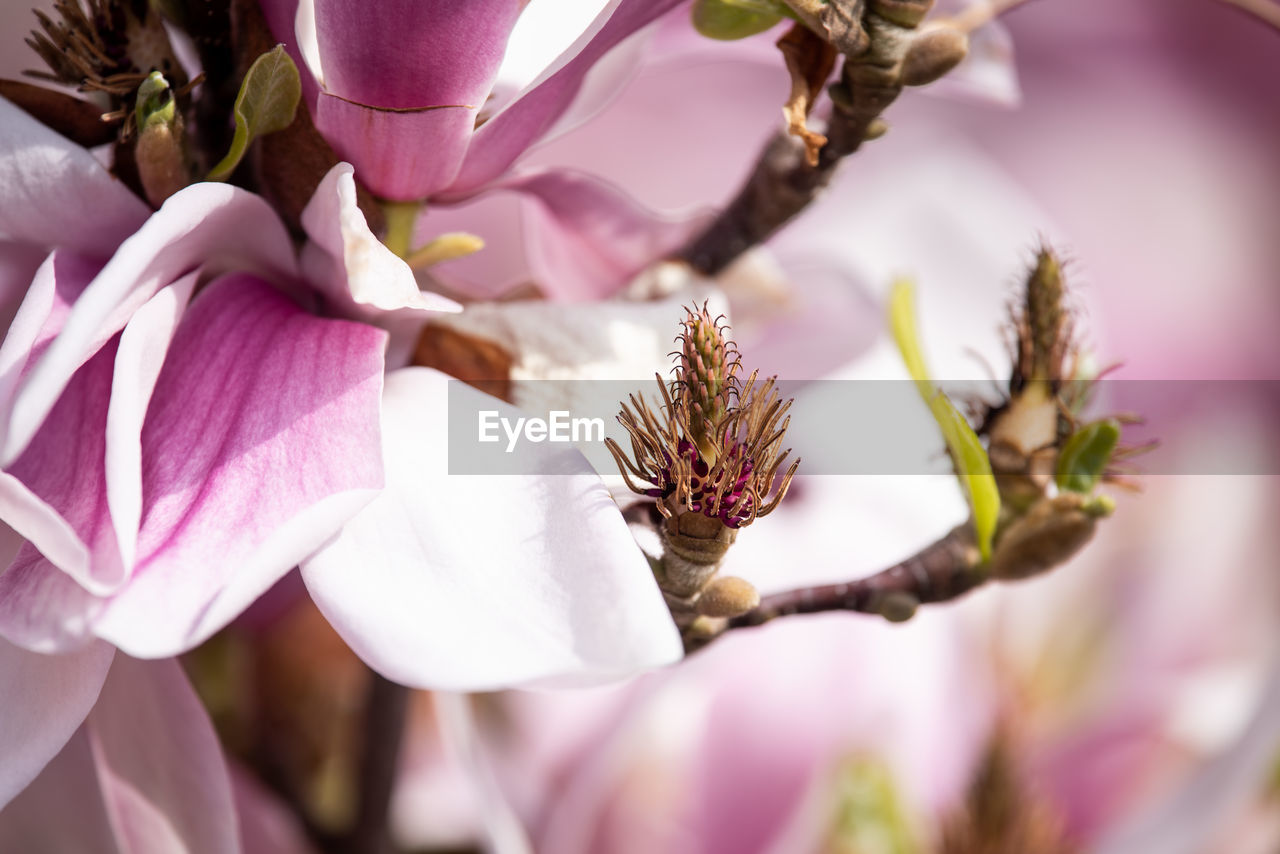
[346,672,410,854]
[687,524,983,651]
[677,0,1003,277]
[677,48,897,277]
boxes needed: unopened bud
[989,493,1100,580]
[901,26,969,87]
[696,575,760,618]
[864,118,890,140]
[874,590,919,623]
[134,72,189,207]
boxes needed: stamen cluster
[607,305,798,529]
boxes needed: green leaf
[929,392,1000,561]
[1055,418,1121,494]
[207,45,301,182]
[691,0,784,39]
[889,279,1000,561]
[888,279,933,394]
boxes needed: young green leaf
[1055,418,1121,494]
[207,45,301,182]
[930,392,1000,561]
[889,279,1000,561]
[888,278,933,395]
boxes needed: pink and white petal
[447,0,686,196]
[0,249,98,454]
[0,272,195,601]
[0,96,150,258]
[0,637,114,809]
[105,274,199,574]
[91,273,386,657]
[493,0,612,98]
[313,0,520,108]
[86,655,239,854]
[299,163,460,318]
[494,0,649,148]
[1,339,125,598]
[232,764,320,854]
[0,729,119,852]
[300,367,683,691]
[0,183,298,466]
[313,95,476,201]
[0,551,105,651]
[500,168,705,300]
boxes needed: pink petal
[300,367,682,691]
[0,637,114,808]
[0,182,297,466]
[313,0,520,108]
[0,730,118,849]
[498,168,705,300]
[0,336,124,603]
[447,0,686,196]
[0,278,197,647]
[105,276,199,576]
[85,656,239,854]
[0,96,149,257]
[92,273,386,656]
[305,0,521,200]
[491,0,644,145]
[0,250,98,443]
[312,95,477,200]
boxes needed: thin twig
[347,672,410,854]
[687,524,984,652]
[676,0,1037,277]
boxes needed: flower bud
[901,26,969,87]
[134,72,189,207]
[989,493,1108,580]
[696,575,761,618]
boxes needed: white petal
[301,367,682,691]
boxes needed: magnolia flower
[264,0,684,202]
[0,95,682,812]
[254,0,699,300]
